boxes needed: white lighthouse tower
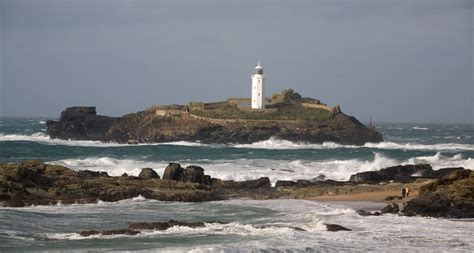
[251,62,265,109]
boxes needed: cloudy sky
[0,0,472,123]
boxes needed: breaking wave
[50,152,473,184]
[234,137,474,151]
[2,134,474,151]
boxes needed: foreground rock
[0,161,278,207]
[46,90,382,145]
[1,160,471,220]
[402,169,474,218]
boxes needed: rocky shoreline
[0,161,472,219]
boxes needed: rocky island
[46,90,382,145]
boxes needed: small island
[46,89,382,145]
[47,63,382,145]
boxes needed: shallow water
[0,199,473,252]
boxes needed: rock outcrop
[0,161,278,207]
[138,168,160,179]
[349,164,462,184]
[46,90,383,145]
[381,203,400,214]
[324,224,352,232]
[402,169,473,218]
[2,161,472,220]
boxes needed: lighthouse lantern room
[251,62,265,109]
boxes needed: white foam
[412,127,428,130]
[46,221,304,241]
[363,141,474,151]
[233,137,474,151]
[2,133,474,151]
[48,157,169,177]
[48,152,473,185]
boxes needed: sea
[0,118,473,252]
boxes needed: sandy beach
[305,181,429,204]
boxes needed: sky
[0,0,473,123]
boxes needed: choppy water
[0,118,473,252]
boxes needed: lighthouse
[251,62,265,109]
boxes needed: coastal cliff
[46,90,383,145]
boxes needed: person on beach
[401,187,410,198]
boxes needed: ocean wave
[0,133,210,148]
[0,133,129,147]
[412,127,428,130]
[49,152,473,184]
[233,137,474,151]
[45,220,310,240]
[2,133,474,151]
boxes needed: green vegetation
[190,104,333,121]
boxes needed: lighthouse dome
[254,62,263,74]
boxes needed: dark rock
[402,169,474,218]
[356,210,382,216]
[128,220,206,230]
[79,229,141,237]
[255,224,307,232]
[46,107,117,141]
[311,174,326,182]
[202,175,212,186]
[275,180,296,187]
[138,168,160,179]
[0,161,226,207]
[381,203,400,214]
[324,224,351,232]
[295,180,313,187]
[217,177,271,189]
[182,166,205,184]
[349,164,433,184]
[162,163,184,181]
[121,173,128,177]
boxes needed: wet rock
[138,168,160,179]
[381,203,400,214]
[79,229,141,237]
[349,164,433,184]
[324,224,351,232]
[295,180,313,187]
[255,224,307,232]
[275,180,296,187]
[217,177,271,189]
[128,220,206,230]
[402,169,474,218]
[182,166,205,184]
[356,210,381,216]
[162,163,184,181]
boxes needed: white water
[2,133,474,151]
[50,152,474,184]
[23,199,474,252]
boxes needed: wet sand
[308,189,418,203]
